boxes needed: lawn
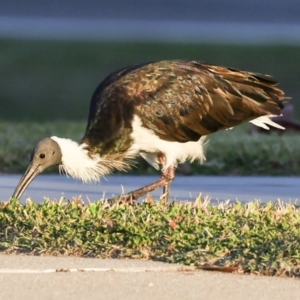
[1,39,300,121]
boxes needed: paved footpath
[0,255,299,300]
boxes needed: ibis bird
[12,60,286,201]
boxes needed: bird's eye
[39,153,45,159]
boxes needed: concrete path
[1,175,300,204]
[0,255,299,300]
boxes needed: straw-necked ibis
[12,60,287,201]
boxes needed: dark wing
[132,61,286,142]
[81,60,286,153]
[85,62,151,132]
[81,62,152,155]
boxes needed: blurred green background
[1,39,299,122]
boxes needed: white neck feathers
[50,136,108,183]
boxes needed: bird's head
[12,138,62,200]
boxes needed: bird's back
[81,60,286,153]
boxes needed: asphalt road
[2,175,300,203]
[1,0,299,24]
[1,0,300,43]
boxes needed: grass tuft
[1,197,299,277]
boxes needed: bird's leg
[159,154,175,202]
[107,154,175,203]
[161,167,175,202]
[106,177,167,204]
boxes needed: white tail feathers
[250,115,285,130]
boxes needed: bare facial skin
[12,138,62,200]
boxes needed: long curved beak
[11,163,42,200]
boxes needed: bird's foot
[105,193,137,205]
[105,162,175,205]
[105,176,171,204]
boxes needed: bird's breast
[129,115,206,170]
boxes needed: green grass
[1,121,300,175]
[1,198,299,277]
[202,129,300,175]
[1,39,300,121]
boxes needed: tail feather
[250,115,285,130]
